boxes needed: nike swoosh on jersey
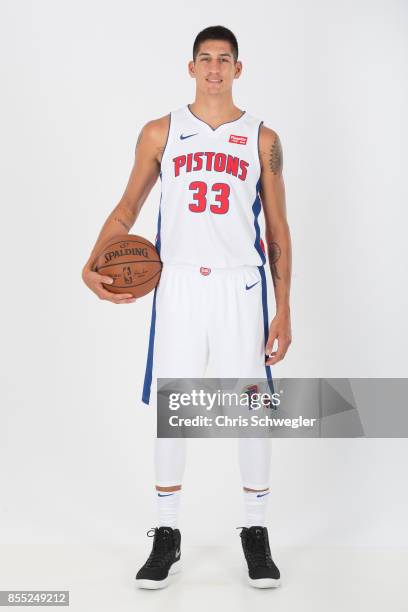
[158,493,174,497]
[245,281,260,290]
[180,132,198,140]
[257,492,270,498]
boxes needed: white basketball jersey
[156,105,266,268]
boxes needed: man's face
[188,40,242,94]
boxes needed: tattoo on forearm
[269,134,283,175]
[114,216,131,231]
[268,241,281,287]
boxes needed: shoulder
[135,114,171,162]
[258,124,284,175]
[258,124,282,150]
[139,114,170,146]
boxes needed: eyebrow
[197,52,233,58]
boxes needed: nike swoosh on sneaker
[180,133,198,140]
[175,549,181,559]
[245,281,260,290]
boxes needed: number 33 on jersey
[156,105,267,268]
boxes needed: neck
[189,93,242,124]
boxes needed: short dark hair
[193,26,239,62]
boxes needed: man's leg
[207,266,273,520]
[151,266,208,528]
[136,265,208,589]
[207,265,280,588]
[238,437,271,527]
[154,437,186,528]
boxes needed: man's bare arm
[259,125,292,363]
[83,114,169,270]
[82,114,169,302]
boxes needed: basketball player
[82,26,292,589]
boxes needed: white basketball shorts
[141,263,273,405]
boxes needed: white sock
[156,489,181,528]
[244,488,270,527]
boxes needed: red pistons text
[173,152,249,181]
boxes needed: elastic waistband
[162,262,263,276]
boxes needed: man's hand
[81,114,169,306]
[82,266,136,304]
[265,310,292,365]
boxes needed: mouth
[206,78,223,84]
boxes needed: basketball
[93,234,162,298]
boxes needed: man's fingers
[109,294,136,303]
[97,288,136,302]
[266,352,283,365]
[265,334,278,356]
[100,275,114,285]
[83,268,136,303]
[86,269,114,285]
[266,337,291,365]
[97,276,137,302]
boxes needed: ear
[188,60,196,78]
[234,60,243,79]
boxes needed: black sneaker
[237,526,281,588]
[135,526,181,589]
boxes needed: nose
[207,58,223,72]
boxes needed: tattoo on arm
[269,133,283,175]
[114,216,131,232]
[268,241,281,287]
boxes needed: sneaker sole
[135,560,181,590]
[248,576,281,589]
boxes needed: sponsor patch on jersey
[200,267,211,276]
[229,134,248,145]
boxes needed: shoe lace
[236,526,274,568]
[144,527,174,569]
